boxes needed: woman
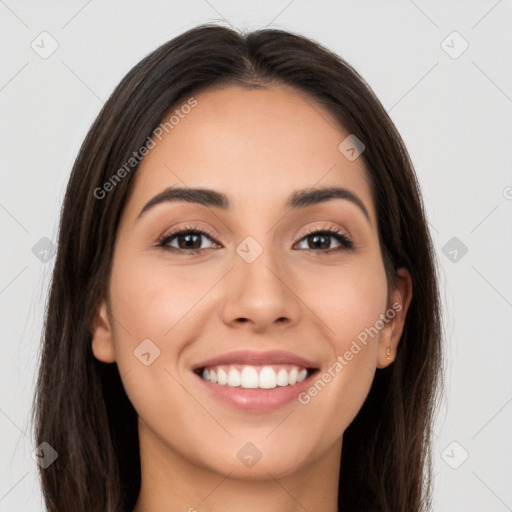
[33,23,443,512]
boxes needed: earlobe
[376,267,413,369]
[91,300,116,363]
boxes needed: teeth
[217,367,227,385]
[297,369,308,383]
[276,368,289,386]
[240,366,259,388]
[227,368,241,387]
[199,364,311,389]
[258,366,276,389]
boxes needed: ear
[91,300,116,363]
[376,267,413,369]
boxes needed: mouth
[194,364,318,389]
[191,350,320,411]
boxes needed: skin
[91,84,412,512]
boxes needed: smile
[197,364,314,389]
[191,350,320,412]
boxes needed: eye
[157,226,220,254]
[295,226,353,252]
[156,224,353,255]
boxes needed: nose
[220,245,301,333]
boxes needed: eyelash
[156,224,354,256]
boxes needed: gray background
[1,1,511,510]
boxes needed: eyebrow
[137,186,370,222]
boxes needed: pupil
[309,234,329,249]
[179,233,201,249]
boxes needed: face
[92,84,411,481]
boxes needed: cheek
[296,256,388,348]
[106,256,206,435]
[290,257,388,427]
[107,253,228,410]
[109,255,215,344]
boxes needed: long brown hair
[32,23,443,512]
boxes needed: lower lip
[194,371,317,412]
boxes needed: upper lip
[192,350,320,371]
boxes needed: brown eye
[158,227,219,253]
[295,229,353,252]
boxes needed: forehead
[130,84,375,220]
